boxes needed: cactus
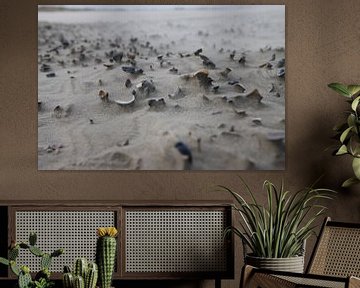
[74,258,88,279]
[18,267,32,288]
[74,275,85,288]
[29,245,44,257]
[63,272,74,288]
[9,246,19,260]
[41,253,52,270]
[85,263,98,288]
[63,260,98,288]
[0,232,64,288]
[96,227,118,288]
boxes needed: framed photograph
[38,5,285,170]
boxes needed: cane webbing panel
[125,210,227,273]
[309,226,360,277]
[277,275,345,288]
[15,211,115,272]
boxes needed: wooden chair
[241,217,360,288]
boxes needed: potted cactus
[62,258,98,288]
[96,227,118,288]
[0,232,64,288]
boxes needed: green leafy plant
[328,83,360,187]
[0,232,63,288]
[220,178,335,258]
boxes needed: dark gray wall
[1,1,360,287]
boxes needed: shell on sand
[234,83,246,93]
[246,89,263,103]
[193,69,209,78]
[115,94,135,106]
[98,90,109,101]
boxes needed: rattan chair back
[307,217,360,278]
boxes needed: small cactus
[74,275,85,288]
[63,260,98,288]
[74,258,88,280]
[96,227,118,288]
[0,232,63,288]
[18,268,32,288]
[85,263,98,288]
[63,272,74,288]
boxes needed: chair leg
[215,278,221,288]
[240,265,255,288]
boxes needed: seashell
[277,58,285,68]
[234,109,247,117]
[115,94,135,106]
[168,87,185,100]
[40,64,51,72]
[277,68,285,78]
[53,105,64,118]
[194,48,203,56]
[122,66,143,74]
[148,98,166,108]
[220,67,232,77]
[269,83,275,93]
[199,54,209,61]
[246,89,263,103]
[103,63,114,69]
[169,67,178,74]
[193,69,209,78]
[203,59,216,69]
[203,95,210,102]
[46,73,56,78]
[113,52,123,63]
[212,85,219,92]
[228,80,239,85]
[127,53,136,60]
[137,80,156,95]
[238,56,246,64]
[234,83,246,93]
[98,90,109,101]
[125,79,132,88]
[259,62,273,69]
[252,118,262,125]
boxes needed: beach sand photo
[38,5,285,170]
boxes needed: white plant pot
[245,254,305,273]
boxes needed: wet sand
[38,6,285,170]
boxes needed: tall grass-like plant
[220,179,335,258]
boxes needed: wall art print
[38,5,285,170]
